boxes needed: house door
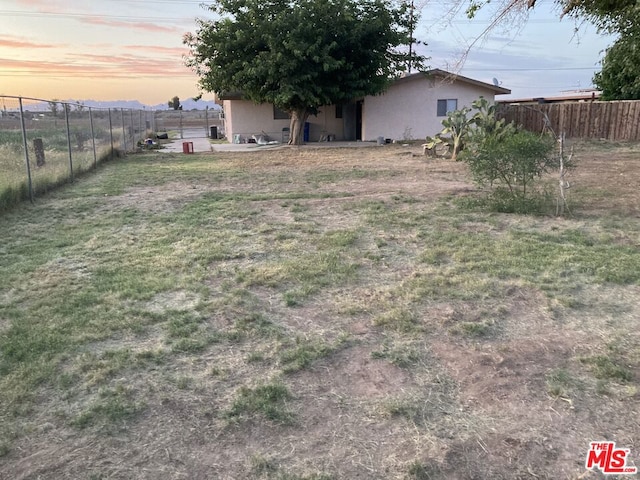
[356,101,363,141]
[343,102,356,141]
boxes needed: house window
[335,104,343,119]
[273,105,290,120]
[437,99,458,117]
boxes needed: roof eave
[394,69,511,95]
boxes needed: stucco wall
[223,101,346,143]
[223,100,290,143]
[362,77,500,142]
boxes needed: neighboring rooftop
[499,89,602,104]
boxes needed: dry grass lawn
[0,140,639,479]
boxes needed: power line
[0,8,562,25]
[0,9,211,23]
[463,67,598,72]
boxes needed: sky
[0,0,617,106]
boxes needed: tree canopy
[184,0,426,144]
[593,27,640,100]
[168,96,181,110]
[461,1,640,100]
[465,0,639,34]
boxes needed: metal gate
[154,109,224,139]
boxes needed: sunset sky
[0,0,615,106]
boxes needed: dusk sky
[0,0,616,105]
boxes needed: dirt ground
[1,141,639,480]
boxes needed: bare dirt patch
[145,290,200,314]
[298,345,410,398]
[103,181,215,213]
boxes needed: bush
[462,130,557,212]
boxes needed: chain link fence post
[108,108,114,155]
[18,97,34,203]
[64,102,74,182]
[120,108,126,155]
[129,109,135,151]
[89,107,97,169]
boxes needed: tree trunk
[288,108,310,145]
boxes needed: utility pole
[408,0,415,74]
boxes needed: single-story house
[220,68,511,143]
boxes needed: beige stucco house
[220,69,510,143]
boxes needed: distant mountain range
[17,98,221,112]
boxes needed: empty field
[0,141,639,479]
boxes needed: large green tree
[184,0,426,144]
[593,28,640,99]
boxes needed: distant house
[219,69,510,143]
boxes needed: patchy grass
[1,142,639,479]
[227,381,294,424]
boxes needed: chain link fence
[154,108,225,140]
[1,95,155,211]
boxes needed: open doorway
[356,101,363,141]
[343,100,363,141]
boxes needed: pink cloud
[82,17,184,34]
[0,52,193,78]
[0,36,60,49]
[13,0,74,13]
[124,45,188,56]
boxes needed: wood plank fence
[496,100,640,141]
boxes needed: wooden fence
[497,100,640,141]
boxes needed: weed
[320,229,359,248]
[227,381,294,424]
[233,313,282,339]
[172,375,193,390]
[247,351,266,363]
[72,385,142,428]
[371,341,423,368]
[580,355,633,382]
[546,368,578,397]
[0,442,10,458]
[170,337,212,354]
[279,336,346,374]
[250,453,278,475]
[407,460,442,479]
[276,474,334,480]
[450,320,493,337]
[373,307,419,332]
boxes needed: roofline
[218,91,243,101]
[394,69,511,95]
[218,68,512,100]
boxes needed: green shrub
[462,130,557,212]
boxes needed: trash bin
[182,142,194,154]
[210,126,218,139]
[303,122,310,142]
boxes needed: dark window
[273,105,290,120]
[437,99,458,117]
[335,104,343,119]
